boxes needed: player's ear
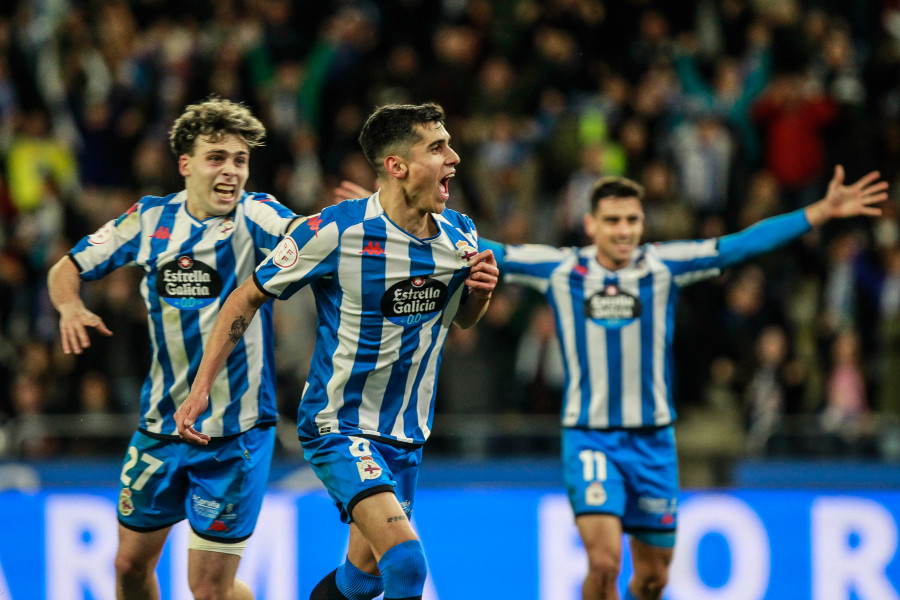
[384,155,408,179]
[584,213,596,238]
[178,154,191,177]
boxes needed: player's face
[399,122,459,214]
[584,196,645,270]
[179,134,249,221]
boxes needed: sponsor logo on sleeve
[307,215,323,236]
[88,220,116,245]
[273,238,299,268]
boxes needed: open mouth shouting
[439,173,454,201]
[214,184,238,201]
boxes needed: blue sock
[377,540,427,599]
[624,588,639,600]
[335,559,383,600]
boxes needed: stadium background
[2,0,900,597]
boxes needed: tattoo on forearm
[386,514,408,523]
[229,315,248,344]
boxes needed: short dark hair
[169,97,266,157]
[590,176,645,213]
[358,103,446,176]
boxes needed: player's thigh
[188,547,242,586]
[116,523,171,567]
[576,513,625,567]
[117,431,187,532]
[350,490,419,561]
[185,426,275,542]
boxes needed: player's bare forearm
[454,290,491,328]
[454,249,498,328]
[48,256,84,311]
[177,276,270,443]
[47,256,113,354]
[191,277,269,396]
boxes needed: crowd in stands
[2,0,900,468]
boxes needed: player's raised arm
[804,165,888,227]
[47,255,113,354]
[175,275,271,444]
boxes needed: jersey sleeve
[499,243,569,294]
[717,209,811,269]
[241,192,300,256]
[69,201,144,280]
[253,211,339,300]
[655,208,811,287]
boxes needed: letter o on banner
[669,495,770,600]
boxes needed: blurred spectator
[821,328,871,440]
[752,71,837,209]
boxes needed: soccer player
[334,166,887,599]
[175,102,498,600]
[489,169,886,600]
[48,98,299,600]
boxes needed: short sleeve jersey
[254,192,481,446]
[69,190,297,438]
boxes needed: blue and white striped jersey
[493,209,811,430]
[254,191,481,446]
[70,190,297,438]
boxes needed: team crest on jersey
[583,284,641,329]
[118,487,135,516]
[586,481,607,506]
[381,276,448,327]
[88,219,116,245]
[216,217,235,240]
[357,456,383,482]
[273,237,299,268]
[454,240,478,267]
[156,255,222,310]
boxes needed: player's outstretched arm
[804,165,888,227]
[47,256,113,355]
[455,249,499,329]
[175,276,270,444]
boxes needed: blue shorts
[302,434,422,524]
[562,426,678,542]
[117,427,275,542]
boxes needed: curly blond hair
[169,97,266,157]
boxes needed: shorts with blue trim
[302,434,422,524]
[562,426,678,543]
[116,426,275,542]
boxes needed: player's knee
[585,551,620,588]
[190,578,248,600]
[377,540,427,597]
[631,569,668,600]
[114,551,153,585]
